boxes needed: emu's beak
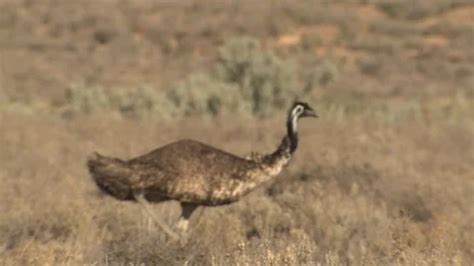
[304,108,318,118]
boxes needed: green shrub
[64,85,112,114]
[305,59,338,88]
[112,86,173,118]
[167,73,251,117]
[375,0,455,19]
[62,38,336,119]
[63,85,172,118]
[165,37,329,118]
[214,37,300,118]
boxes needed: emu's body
[87,102,317,239]
[88,139,291,205]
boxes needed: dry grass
[1,1,474,265]
[1,99,473,265]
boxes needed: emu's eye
[291,105,304,118]
[295,105,304,115]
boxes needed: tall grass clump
[168,37,319,118]
[63,85,173,118]
[167,74,250,117]
[63,38,333,119]
[375,0,456,19]
[214,37,299,117]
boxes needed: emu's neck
[239,114,299,194]
[286,113,299,153]
[259,113,299,175]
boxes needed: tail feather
[87,152,134,200]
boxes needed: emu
[87,102,317,240]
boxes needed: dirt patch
[276,31,301,47]
[350,4,388,20]
[314,46,362,64]
[423,35,449,48]
[276,24,340,47]
[419,5,474,27]
[275,24,364,64]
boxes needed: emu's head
[285,102,317,153]
[289,102,318,121]
[280,102,318,153]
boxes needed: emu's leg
[176,202,198,233]
[133,192,179,241]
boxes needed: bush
[165,37,332,118]
[62,37,335,119]
[113,86,173,118]
[64,85,112,114]
[375,0,455,19]
[214,37,299,118]
[63,85,172,118]
[167,74,251,117]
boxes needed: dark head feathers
[290,102,318,118]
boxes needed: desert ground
[0,1,473,265]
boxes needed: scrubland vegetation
[0,1,473,265]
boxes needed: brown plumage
[90,139,283,204]
[87,102,317,239]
